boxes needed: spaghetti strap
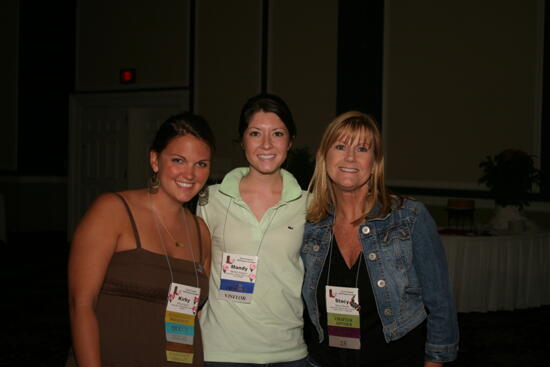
[113,192,142,249]
[191,214,203,263]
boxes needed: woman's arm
[68,194,123,367]
[411,202,459,364]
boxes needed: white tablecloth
[441,232,550,313]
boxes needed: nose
[345,148,356,162]
[261,134,273,149]
[182,164,195,180]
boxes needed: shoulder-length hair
[307,111,392,223]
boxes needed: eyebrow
[168,152,211,160]
[248,126,287,130]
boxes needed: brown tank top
[66,193,209,366]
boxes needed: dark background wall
[0,0,548,237]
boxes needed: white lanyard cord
[222,197,280,257]
[326,229,363,289]
[150,193,199,288]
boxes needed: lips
[175,181,193,188]
[339,167,359,173]
[257,154,276,160]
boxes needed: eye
[249,131,260,137]
[335,144,345,151]
[357,146,369,152]
[273,131,285,137]
[171,157,184,164]
[196,161,209,168]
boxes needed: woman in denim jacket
[302,111,458,366]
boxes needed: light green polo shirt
[197,167,307,363]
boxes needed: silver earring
[198,186,209,206]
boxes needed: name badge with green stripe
[326,285,361,349]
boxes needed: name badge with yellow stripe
[165,282,200,363]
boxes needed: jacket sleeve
[411,202,459,363]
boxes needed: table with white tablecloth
[441,232,550,313]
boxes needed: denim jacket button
[368,252,377,261]
[384,308,392,316]
[377,279,386,288]
[362,226,371,234]
[313,245,320,252]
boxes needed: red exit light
[120,69,136,84]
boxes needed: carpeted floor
[447,306,549,367]
[1,232,548,366]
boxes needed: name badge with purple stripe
[326,285,361,349]
[217,252,258,304]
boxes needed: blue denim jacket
[301,199,459,363]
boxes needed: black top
[306,236,426,367]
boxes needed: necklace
[148,193,199,287]
[152,203,186,248]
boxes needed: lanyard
[149,192,199,288]
[221,198,280,256]
[325,226,363,350]
[326,230,363,290]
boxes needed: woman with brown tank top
[67,113,215,366]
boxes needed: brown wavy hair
[307,111,393,223]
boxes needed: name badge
[165,282,201,363]
[326,285,361,350]
[217,252,258,304]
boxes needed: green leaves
[478,149,542,209]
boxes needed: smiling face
[242,110,292,176]
[325,132,374,194]
[150,134,211,203]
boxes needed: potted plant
[478,149,542,231]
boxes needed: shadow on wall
[285,147,315,190]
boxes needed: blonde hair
[307,111,393,223]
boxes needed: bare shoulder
[113,189,150,210]
[72,192,131,241]
[83,192,126,221]
[195,215,207,229]
[195,215,211,237]
[193,214,211,251]
[193,213,212,276]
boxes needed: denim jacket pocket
[379,223,413,269]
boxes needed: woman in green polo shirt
[197,94,308,366]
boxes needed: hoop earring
[149,172,160,193]
[198,186,209,206]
